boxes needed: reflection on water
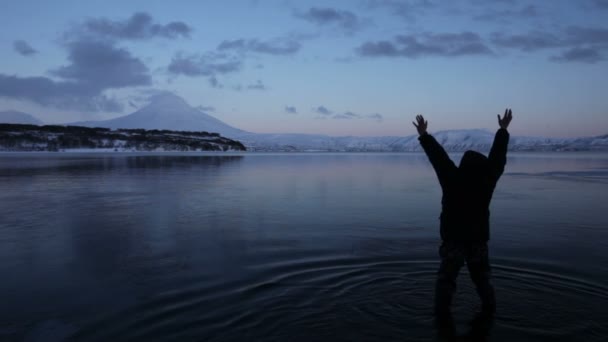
[0,152,607,341]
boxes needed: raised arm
[413,115,456,182]
[488,109,512,182]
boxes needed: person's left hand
[498,108,513,129]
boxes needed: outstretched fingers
[498,108,513,128]
[413,114,428,134]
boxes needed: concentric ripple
[71,256,608,342]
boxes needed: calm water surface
[1,152,607,341]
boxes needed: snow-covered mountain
[70,93,608,152]
[0,110,43,125]
[237,131,608,152]
[72,92,246,137]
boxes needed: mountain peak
[70,91,245,136]
[146,92,192,111]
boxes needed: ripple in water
[71,256,608,342]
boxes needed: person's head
[459,150,488,175]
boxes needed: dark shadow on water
[436,311,494,342]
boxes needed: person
[413,109,512,316]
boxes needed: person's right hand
[498,108,513,129]
[413,115,428,136]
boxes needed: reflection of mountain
[124,155,244,170]
[0,110,43,125]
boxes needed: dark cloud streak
[247,80,266,90]
[473,5,539,21]
[168,52,242,77]
[331,111,383,122]
[13,40,37,56]
[492,26,608,63]
[81,12,191,40]
[358,32,493,58]
[197,105,216,112]
[217,38,301,55]
[314,106,332,115]
[491,31,561,51]
[333,111,360,119]
[294,7,364,33]
[551,47,604,63]
[590,0,608,9]
[366,0,434,20]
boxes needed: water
[0,152,607,341]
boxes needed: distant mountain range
[2,93,607,152]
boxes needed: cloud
[0,39,150,112]
[168,52,242,77]
[247,80,266,90]
[491,31,561,51]
[197,105,216,112]
[469,0,517,5]
[80,12,191,40]
[491,26,608,62]
[492,26,608,51]
[367,113,383,122]
[473,5,539,21]
[285,106,297,114]
[565,26,608,45]
[217,37,301,55]
[13,40,37,56]
[330,111,383,122]
[294,7,364,33]
[589,0,608,9]
[175,35,303,87]
[52,40,151,88]
[551,47,604,63]
[208,76,222,88]
[0,74,123,112]
[332,111,360,119]
[314,105,332,115]
[311,106,383,121]
[357,32,493,58]
[365,0,434,19]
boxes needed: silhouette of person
[413,109,512,317]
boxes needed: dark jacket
[418,129,510,242]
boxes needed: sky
[0,0,607,137]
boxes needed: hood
[459,150,488,175]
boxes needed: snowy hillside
[236,130,608,152]
[0,124,246,152]
[0,110,43,125]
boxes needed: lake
[1,152,607,341]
